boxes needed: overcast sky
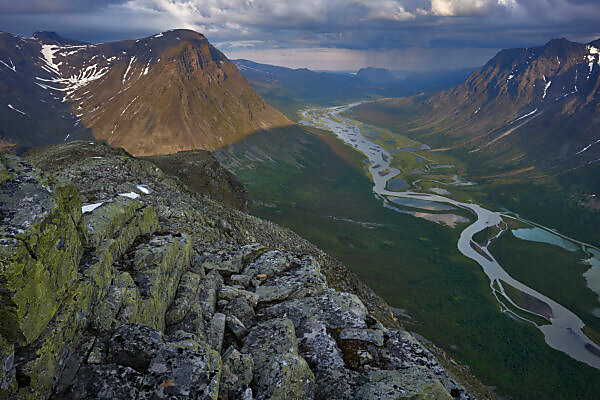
[1,0,599,70]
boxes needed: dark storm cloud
[0,0,124,13]
[1,0,598,69]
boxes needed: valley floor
[218,114,600,400]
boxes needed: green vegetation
[490,230,600,335]
[496,287,550,327]
[472,224,504,246]
[346,100,600,247]
[583,325,600,347]
[225,124,600,400]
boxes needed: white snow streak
[585,45,600,78]
[82,203,103,213]
[36,63,110,101]
[119,192,140,199]
[542,76,551,99]
[510,108,538,124]
[123,56,136,83]
[8,104,26,115]
[120,96,138,116]
[576,139,600,155]
[0,58,16,72]
[136,184,152,194]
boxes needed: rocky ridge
[1,142,471,399]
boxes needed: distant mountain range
[0,30,290,155]
[232,59,474,118]
[352,37,600,178]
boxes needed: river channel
[300,103,600,369]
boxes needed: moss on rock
[0,155,82,345]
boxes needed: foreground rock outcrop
[1,142,472,399]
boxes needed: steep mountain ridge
[0,30,290,155]
[354,37,600,177]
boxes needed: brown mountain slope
[352,38,600,176]
[0,29,291,155]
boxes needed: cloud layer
[1,0,599,70]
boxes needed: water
[512,227,580,252]
[387,178,408,190]
[389,197,456,211]
[301,104,600,369]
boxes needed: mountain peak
[32,31,88,45]
[356,67,395,84]
[0,29,290,155]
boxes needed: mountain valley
[2,24,600,400]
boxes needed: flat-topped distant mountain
[352,38,600,176]
[0,30,290,155]
[232,59,475,118]
[356,67,396,85]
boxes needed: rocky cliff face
[1,142,471,399]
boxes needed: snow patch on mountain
[123,56,136,83]
[36,63,110,102]
[0,58,16,72]
[40,44,61,75]
[510,108,538,124]
[8,104,27,115]
[542,75,552,99]
[576,139,600,155]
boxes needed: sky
[1,0,599,71]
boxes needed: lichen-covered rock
[56,363,144,400]
[90,272,131,333]
[167,302,207,340]
[10,196,160,399]
[229,274,252,288]
[67,324,223,400]
[242,318,315,400]
[226,315,248,340]
[0,146,475,399]
[262,290,369,334]
[0,155,82,345]
[208,313,226,354]
[83,197,156,250]
[113,272,140,327]
[219,285,259,308]
[243,252,327,304]
[339,328,385,347]
[355,368,453,400]
[165,271,201,326]
[108,324,164,372]
[255,352,315,400]
[338,328,385,369]
[197,270,224,317]
[223,296,256,328]
[122,232,192,331]
[218,347,254,399]
[138,341,221,400]
[242,250,295,279]
[0,336,16,396]
[261,292,375,399]
[201,244,266,276]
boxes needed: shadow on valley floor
[215,123,600,400]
